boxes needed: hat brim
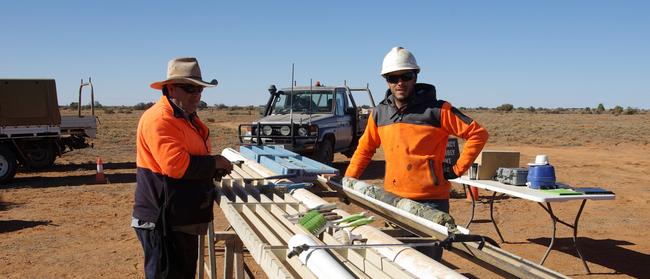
[381,67,420,76]
[150,77,218,90]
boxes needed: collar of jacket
[383,83,437,108]
[164,95,198,120]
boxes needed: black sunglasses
[385,71,416,84]
[174,84,203,94]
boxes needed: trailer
[0,78,97,183]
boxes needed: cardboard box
[474,150,520,180]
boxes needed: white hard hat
[380,46,420,76]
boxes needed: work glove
[443,163,459,180]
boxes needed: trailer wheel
[23,142,56,169]
[0,145,18,184]
[314,138,334,165]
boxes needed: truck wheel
[342,141,358,158]
[0,145,18,184]
[315,139,334,165]
[23,142,56,169]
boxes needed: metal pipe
[288,234,355,279]
[89,77,94,116]
[308,78,312,125]
[333,177,568,279]
[78,79,83,117]
[291,188,466,279]
[290,63,295,146]
[77,78,94,117]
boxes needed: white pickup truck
[0,79,97,183]
[239,82,376,164]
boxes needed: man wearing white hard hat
[132,57,233,278]
[345,47,489,256]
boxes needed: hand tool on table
[271,233,497,259]
[293,210,375,235]
[242,173,299,182]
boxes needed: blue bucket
[527,165,556,189]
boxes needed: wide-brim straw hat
[150,57,218,90]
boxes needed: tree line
[66,101,644,115]
[465,103,644,115]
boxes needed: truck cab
[239,82,375,164]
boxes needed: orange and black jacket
[133,95,218,227]
[345,83,488,200]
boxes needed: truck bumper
[241,137,316,155]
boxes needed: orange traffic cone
[95,157,106,184]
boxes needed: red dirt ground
[1,110,648,278]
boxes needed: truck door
[334,88,353,151]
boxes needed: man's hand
[214,155,233,179]
[215,155,233,173]
[443,163,459,180]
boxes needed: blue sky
[2,1,648,108]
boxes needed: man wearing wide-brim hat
[132,57,232,278]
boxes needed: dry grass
[470,111,650,147]
[62,107,650,149]
[64,108,650,165]
[59,108,258,163]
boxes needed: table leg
[198,234,205,279]
[537,201,591,274]
[208,222,218,279]
[464,184,476,228]
[489,191,506,242]
[573,200,591,273]
[538,202,557,266]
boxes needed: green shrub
[624,107,639,115]
[134,102,155,110]
[496,103,514,112]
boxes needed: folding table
[450,177,615,273]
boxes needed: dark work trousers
[135,228,198,279]
[414,199,450,261]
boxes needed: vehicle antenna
[308,78,313,125]
[290,63,294,127]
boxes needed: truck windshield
[270,90,334,114]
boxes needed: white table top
[450,177,616,203]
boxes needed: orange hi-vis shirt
[133,95,218,226]
[345,84,488,200]
[136,96,212,179]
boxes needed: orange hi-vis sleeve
[345,112,381,178]
[438,103,488,176]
